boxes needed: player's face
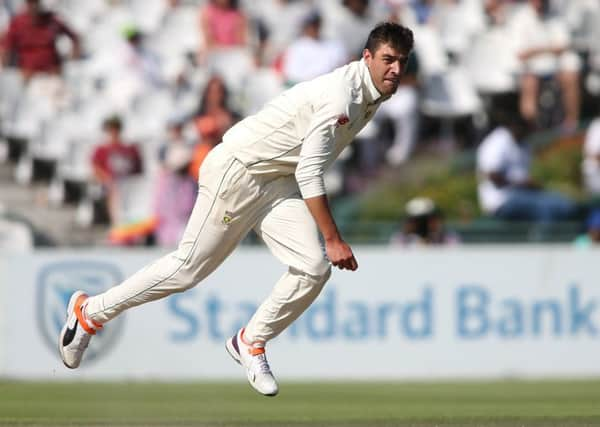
[363,43,409,97]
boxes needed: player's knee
[290,265,330,298]
[302,256,331,278]
[303,263,331,288]
[319,264,332,283]
[167,258,205,292]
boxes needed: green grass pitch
[1,380,599,426]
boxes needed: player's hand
[325,238,358,271]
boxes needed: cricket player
[59,22,414,396]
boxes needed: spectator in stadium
[198,0,254,95]
[122,25,164,86]
[390,197,460,246]
[281,10,347,85]
[0,0,81,80]
[199,0,248,59]
[476,110,578,223]
[582,115,600,196]
[509,0,581,131]
[189,75,239,181]
[91,116,143,227]
[153,143,197,247]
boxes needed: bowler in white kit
[59,22,414,396]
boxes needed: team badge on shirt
[222,211,233,225]
[336,114,350,127]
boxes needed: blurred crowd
[1,0,600,248]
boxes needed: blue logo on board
[36,261,125,364]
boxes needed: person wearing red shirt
[0,0,80,79]
[91,116,143,226]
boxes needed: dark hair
[490,107,532,139]
[302,10,321,29]
[364,22,414,55]
[103,115,123,131]
[212,0,239,9]
[197,75,229,115]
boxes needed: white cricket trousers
[85,143,332,343]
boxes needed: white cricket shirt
[476,127,530,214]
[221,59,389,199]
[583,118,600,194]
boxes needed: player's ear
[363,48,373,63]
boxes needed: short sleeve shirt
[477,127,530,213]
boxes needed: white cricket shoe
[58,291,99,369]
[226,328,279,396]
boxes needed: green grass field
[1,380,599,427]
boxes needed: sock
[81,301,103,332]
[241,328,264,349]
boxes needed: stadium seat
[421,67,482,118]
[0,68,25,126]
[127,0,164,34]
[0,217,34,252]
[54,0,107,33]
[83,4,133,55]
[125,89,176,142]
[148,4,200,58]
[207,48,255,101]
[240,68,285,116]
[113,174,155,226]
[463,30,520,95]
[3,98,44,164]
[0,4,9,34]
[31,113,72,163]
[412,25,449,78]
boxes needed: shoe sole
[225,338,242,366]
[58,290,85,369]
[225,336,278,397]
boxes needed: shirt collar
[359,58,391,105]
